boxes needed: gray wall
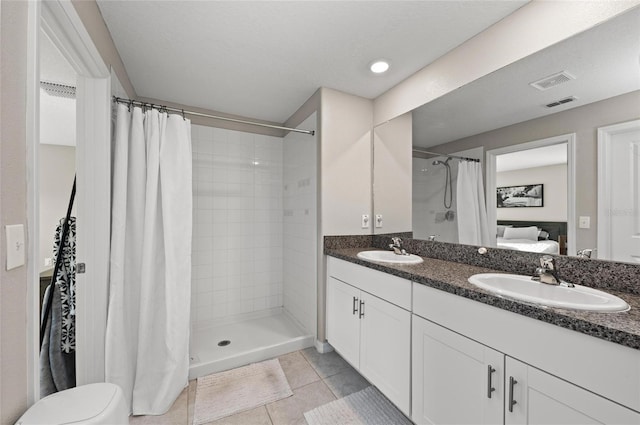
[497,164,567,222]
[429,90,640,251]
[1,0,29,422]
[39,145,76,273]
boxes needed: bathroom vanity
[325,249,640,424]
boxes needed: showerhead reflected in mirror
[374,6,640,263]
[412,148,483,243]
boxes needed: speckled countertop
[327,247,640,351]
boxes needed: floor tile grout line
[264,404,276,425]
[300,348,352,380]
[143,349,377,425]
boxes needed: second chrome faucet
[533,255,574,288]
[389,237,409,256]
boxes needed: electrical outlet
[375,214,383,228]
[361,214,370,228]
[579,216,590,229]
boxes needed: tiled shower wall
[412,156,459,243]
[191,124,284,329]
[412,147,483,243]
[283,113,317,335]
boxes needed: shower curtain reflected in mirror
[105,103,192,415]
[457,160,491,245]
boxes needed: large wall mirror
[373,6,640,264]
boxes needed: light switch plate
[6,224,25,270]
[375,214,383,228]
[361,214,370,229]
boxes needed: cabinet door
[412,315,504,425]
[505,357,640,425]
[326,277,361,368]
[359,293,411,416]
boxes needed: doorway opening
[27,0,111,404]
[597,119,640,263]
[486,134,576,257]
[38,27,78,397]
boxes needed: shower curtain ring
[181,109,185,120]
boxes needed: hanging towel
[40,217,77,397]
[54,217,77,353]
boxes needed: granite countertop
[326,247,640,351]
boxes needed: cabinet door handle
[359,300,365,318]
[508,376,518,412]
[487,365,496,398]
[352,296,359,315]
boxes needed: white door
[412,315,503,425]
[505,357,640,424]
[326,277,361,367]
[359,293,411,416]
[598,120,640,263]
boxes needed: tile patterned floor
[129,348,374,425]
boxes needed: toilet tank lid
[17,383,123,424]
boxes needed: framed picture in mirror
[497,184,543,208]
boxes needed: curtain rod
[412,148,480,163]
[112,96,315,136]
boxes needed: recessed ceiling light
[370,60,390,74]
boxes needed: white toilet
[16,383,129,425]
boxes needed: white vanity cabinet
[326,258,411,415]
[505,357,640,424]
[326,277,362,367]
[412,315,504,424]
[412,315,640,424]
[325,256,640,424]
[412,282,640,424]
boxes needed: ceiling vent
[545,96,577,108]
[40,81,76,99]
[530,71,575,91]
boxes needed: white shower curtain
[456,160,491,246]
[106,103,192,415]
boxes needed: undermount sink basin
[468,273,630,312]
[357,250,424,265]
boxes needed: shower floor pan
[189,311,314,380]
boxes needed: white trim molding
[315,340,334,354]
[25,0,41,406]
[27,0,112,401]
[597,119,640,261]
[486,134,576,257]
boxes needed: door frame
[597,119,640,260]
[486,134,576,256]
[26,0,111,403]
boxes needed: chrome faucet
[577,248,596,259]
[533,255,574,287]
[389,237,408,255]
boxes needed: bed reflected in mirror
[492,142,569,255]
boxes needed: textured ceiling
[96,0,527,123]
[496,144,567,173]
[413,6,640,148]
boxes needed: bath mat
[193,358,292,424]
[304,386,412,425]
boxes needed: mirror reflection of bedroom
[495,143,568,255]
